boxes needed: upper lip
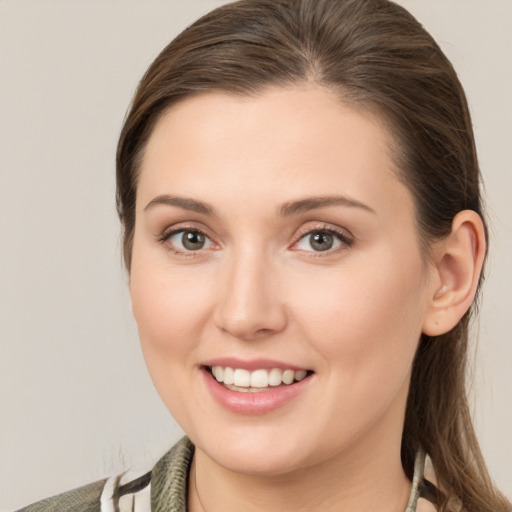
[202,357,310,372]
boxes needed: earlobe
[422,210,486,336]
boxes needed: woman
[17,0,511,511]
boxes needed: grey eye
[295,230,344,252]
[168,230,211,251]
[309,232,334,251]
[182,231,205,250]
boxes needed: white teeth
[268,368,282,386]
[210,366,309,389]
[233,368,251,387]
[295,370,307,381]
[282,369,294,385]
[250,369,269,388]
[213,366,223,382]
[223,367,234,385]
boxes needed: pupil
[182,231,205,250]
[311,232,333,251]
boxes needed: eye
[294,229,351,253]
[165,229,214,252]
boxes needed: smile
[208,366,310,392]
[202,362,314,414]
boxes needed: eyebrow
[144,195,217,216]
[279,196,376,216]
[144,194,375,217]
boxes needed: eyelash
[158,223,354,257]
[291,225,354,255]
[158,224,216,257]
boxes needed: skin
[129,85,483,512]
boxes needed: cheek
[129,256,217,429]
[131,268,209,346]
[289,250,427,380]
[282,252,428,448]
[129,246,215,387]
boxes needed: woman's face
[130,86,436,476]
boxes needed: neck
[188,430,411,512]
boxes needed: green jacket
[17,437,193,512]
[17,437,437,511]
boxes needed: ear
[422,210,486,336]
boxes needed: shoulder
[147,436,195,510]
[15,471,153,512]
[15,479,106,512]
[15,437,194,512]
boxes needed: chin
[191,426,320,477]
[211,447,307,477]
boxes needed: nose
[213,250,287,341]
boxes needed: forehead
[137,85,410,217]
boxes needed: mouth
[204,365,314,393]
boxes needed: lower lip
[201,368,312,415]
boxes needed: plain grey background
[1,1,511,510]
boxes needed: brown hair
[116,1,511,510]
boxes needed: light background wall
[0,0,510,510]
